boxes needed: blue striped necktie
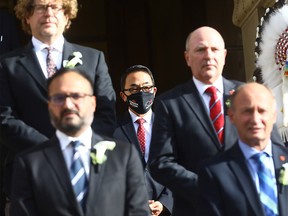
[70,141,88,209]
[252,152,278,216]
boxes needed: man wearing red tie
[148,26,284,215]
[114,65,173,216]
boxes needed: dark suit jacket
[148,78,284,216]
[0,40,116,194]
[10,133,150,216]
[113,111,173,215]
[197,142,288,216]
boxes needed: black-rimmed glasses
[123,85,154,94]
[48,93,93,106]
[32,4,63,14]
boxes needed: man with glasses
[0,0,116,212]
[10,68,150,216]
[114,65,173,216]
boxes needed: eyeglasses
[32,4,63,14]
[123,85,154,94]
[48,93,93,106]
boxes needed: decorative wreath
[254,0,288,142]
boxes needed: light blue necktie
[70,141,88,209]
[252,152,278,216]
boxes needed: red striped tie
[136,118,146,154]
[206,86,224,144]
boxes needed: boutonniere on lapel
[224,89,235,115]
[279,162,288,192]
[90,141,116,172]
[63,51,83,68]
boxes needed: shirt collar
[32,35,65,52]
[129,109,153,125]
[56,127,93,150]
[238,139,273,160]
[193,76,224,95]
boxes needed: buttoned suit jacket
[0,40,116,194]
[148,78,284,216]
[113,111,173,215]
[10,133,150,216]
[197,142,288,216]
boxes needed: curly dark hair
[14,0,78,34]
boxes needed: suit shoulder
[99,134,132,149]
[0,46,26,61]
[68,43,103,55]
[115,112,130,126]
[156,80,192,101]
[274,143,288,155]
[15,140,52,159]
[223,78,244,87]
[200,145,237,169]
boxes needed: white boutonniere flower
[63,51,83,68]
[90,141,116,165]
[279,162,288,186]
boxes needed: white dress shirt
[193,76,224,115]
[238,140,278,197]
[56,127,92,177]
[32,35,64,78]
[129,109,153,162]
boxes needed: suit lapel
[43,136,82,214]
[85,134,106,209]
[62,41,86,70]
[18,42,47,92]
[182,80,221,149]
[62,41,74,68]
[227,144,265,215]
[117,112,145,165]
[222,78,239,149]
[272,144,288,216]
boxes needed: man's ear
[120,92,127,102]
[153,87,157,96]
[184,51,190,66]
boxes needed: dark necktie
[252,152,278,216]
[136,118,146,155]
[205,86,224,144]
[46,47,56,77]
[70,141,88,209]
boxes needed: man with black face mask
[113,65,173,216]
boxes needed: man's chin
[59,124,81,134]
[41,28,57,37]
[246,135,267,146]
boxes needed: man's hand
[149,200,163,216]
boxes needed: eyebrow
[129,82,151,87]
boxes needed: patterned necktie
[252,152,278,216]
[205,86,224,144]
[136,118,146,155]
[70,141,88,209]
[46,47,57,77]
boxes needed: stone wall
[232,0,275,81]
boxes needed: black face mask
[126,92,155,114]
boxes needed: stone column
[232,0,275,81]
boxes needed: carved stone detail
[232,0,261,27]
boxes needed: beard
[50,109,86,136]
[57,121,84,135]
